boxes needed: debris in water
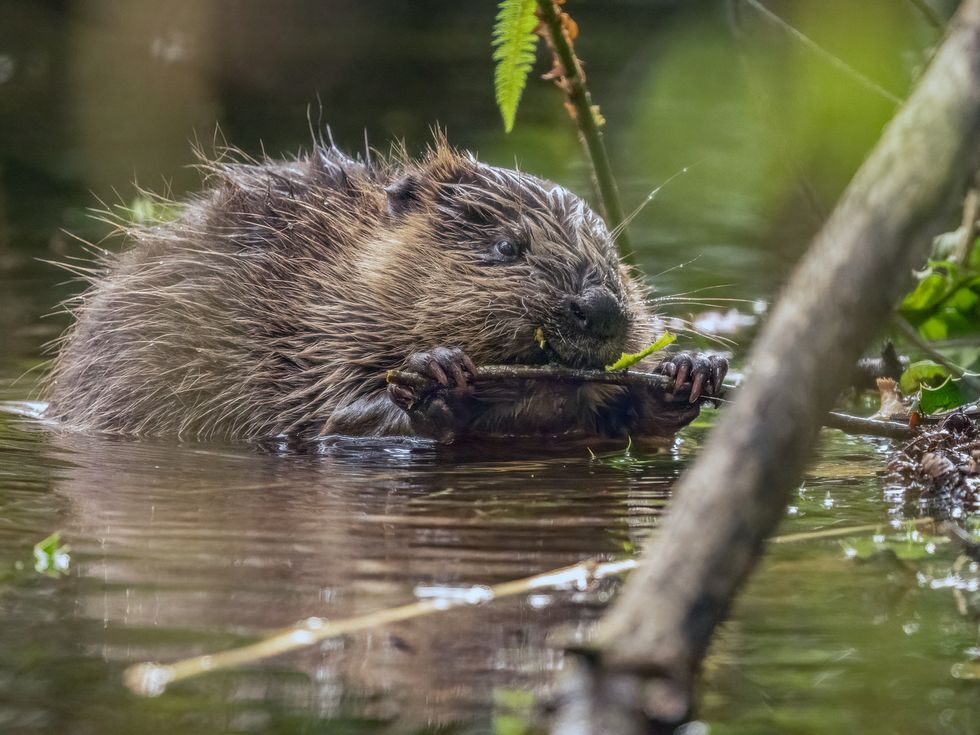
[885,411,980,515]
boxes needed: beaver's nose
[566,287,628,340]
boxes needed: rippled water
[1,353,977,734]
[0,396,678,733]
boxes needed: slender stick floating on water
[770,516,937,544]
[123,558,637,697]
[122,518,937,697]
[824,411,914,440]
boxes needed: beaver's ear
[385,175,425,217]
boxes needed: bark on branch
[550,2,980,731]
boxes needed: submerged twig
[122,519,936,697]
[942,521,980,562]
[123,558,638,697]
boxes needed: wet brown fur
[45,136,692,442]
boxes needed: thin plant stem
[893,313,980,393]
[906,0,946,31]
[953,185,979,264]
[535,0,632,257]
[741,0,903,105]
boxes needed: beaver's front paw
[387,346,477,443]
[654,351,728,404]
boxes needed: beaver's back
[46,149,391,439]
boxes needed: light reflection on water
[0,406,678,732]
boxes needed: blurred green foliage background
[0,0,955,314]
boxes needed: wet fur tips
[45,135,726,444]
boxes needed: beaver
[44,136,727,444]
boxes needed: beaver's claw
[654,351,728,404]
[387,346,477,442]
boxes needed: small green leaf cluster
[899,360,973,413]
[900,246,980,341]
[896,234,980,413]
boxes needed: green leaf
[928,306,977,338]
[900,271,954,312]
[587,437,646,470]
[919,376,968,413]
[605,331,677,371]
[917,315,949,341]
[899,360,949,394]
[948,285,980,315]
[968,236,980,270]
[899,360,976,413]
[492,0,540,133]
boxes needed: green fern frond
[492,0,540,133]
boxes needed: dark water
[1,1,977,733]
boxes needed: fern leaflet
[492,0,539,133]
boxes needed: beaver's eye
[493,240,519,260]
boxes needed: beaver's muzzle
[555,286,629,367]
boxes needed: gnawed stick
[122,518,937,697]
[386,365,672,392]
[389,365,918,439]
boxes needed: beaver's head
[385,147,642,369]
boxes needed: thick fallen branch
[550,2,980,732]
